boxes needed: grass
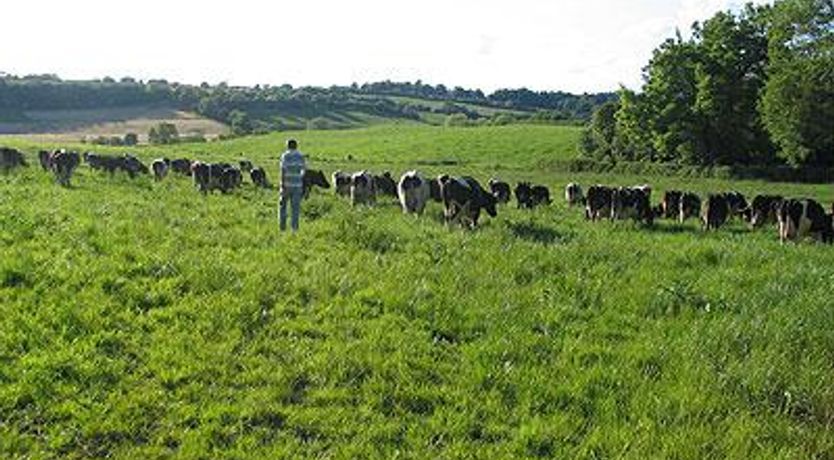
[1,124,834,458]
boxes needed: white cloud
[2,0,773,94]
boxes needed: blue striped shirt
[280,149,306,190]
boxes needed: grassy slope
[1,125,834,458]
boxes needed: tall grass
[1,127,833,458]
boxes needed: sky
[3,0,771,94]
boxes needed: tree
[148,122,178,144]
[228,110,252,135]
[123,132,138,146]
[762,0,834,166]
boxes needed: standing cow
[250,167,270,188]
[565,183,584,207]
[678,192,702,223]
[439,175,498,229]
[489,178,511,204]
[745,195,784,228]
[398,170,431,215]
[152,158,170,181]
[702,194,731,230]
[51,151,81,187]
[373,172,398,198]
[777,198,833,244]
[0,147,27,172]
[350,171,376,206]
[332,171,351,197]
[303,169,330,198]
[585,185,613,221]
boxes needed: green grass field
[2,124,834,458]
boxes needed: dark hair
[286,139,298,149]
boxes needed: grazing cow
[725,191,748,220]
[515,182,534,208]
[303,169,330,198]
[350,171,376,206]
[662,190,683,219]
[398,170,431,215]
[564,182,584,207]
[250,167,270,188]
[220,167,243,192]
[239,159,254,173]
[191,161,211,194]
[429,176,443,202]
[0,147,27,172]
[439,175,498,228]
[585,185,613,221]
[777,198,833,244]
[38,150,53,170]
[151,158,170,181]
[332,171,351,197]
[171,158,192,175]
[51,150,81,186]
[745,194,784,228]
[373,172,398,198]
[634,184,652,201]
[678,192,702,223]
[489,178,512,204]
[702,194,731,230]
[122,154,149,178]
[611,186,654,225]
[531,185,551,206]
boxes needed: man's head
[286,139,298,150]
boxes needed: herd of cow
[1,146,832,243]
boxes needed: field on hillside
[2,125,834,458]
[0,106,229,142]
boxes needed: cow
[777,198,833,244]
[429,176,443,202]
[531,185,551,206]
[0,147,27,172]
[585,185,613,221]
[332,171,351,197]
[725,191,748,220]
[489,178,512,204]
[611,186,653,225]
[51,150,81,187]
[373,172,398,198]
[564,182,584,207]
[634,184,652,201]
[439,175,498,228]
[250,167,270,188]
[398,170,431,215]
[122,154,149,178]
[303,169,330,198]
[238,159,254,173]
[151,158,170,181]
[702,194,731,230]
[350,171,376,206]
[678,192,702,223]
[744,194,784,228]
[661,190,683,219]
[191,161,211,194]
[38,150,52,170]
[171,158,192,175]
[220,167,243,192]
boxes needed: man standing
[280,138,305,232]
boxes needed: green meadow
[1,124,833,458]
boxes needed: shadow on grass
[505,220,572,245]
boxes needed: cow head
[307,169,330,189]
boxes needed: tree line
[581,0,833,169]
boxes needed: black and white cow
[38,150,53,170]
[398,170,431,215]
[678,192,702,224]
[429,176,443,203]
[611,186,653,225]
[725,191,748,220]
[585,185,613,221]
[564,182,584,207]
[489,178,512,204]
[332,171,351,197]
[439,175,498,228]
[777,198,833,244]
[515,182,550,208]
[350,171,376,206]
[702,194,731,230]
[151,158,170,181]
[662,190,683,219]
[250,167,270,188]
[303,169,330,198]
[191,161,211,194]
[745,194,784,228]
[238,159,254,173]
[373,172,398,198]
[171,158,192,175]
[51,150,81,187]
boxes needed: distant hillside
[0,75,616,138]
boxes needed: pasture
[1,125,834,458]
